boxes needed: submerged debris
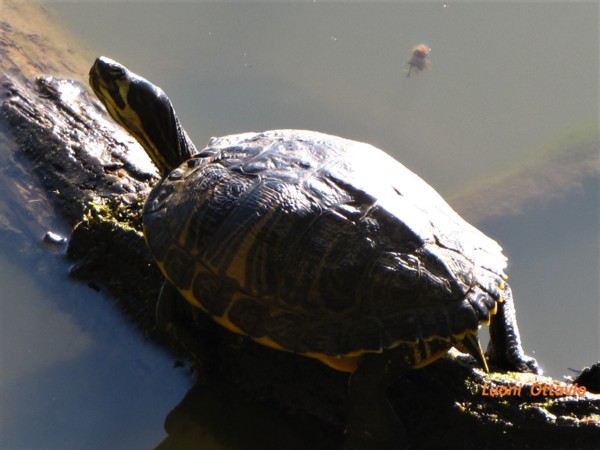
[407,44,431,77]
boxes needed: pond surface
[1,2,598,449]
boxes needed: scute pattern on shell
[143,129,507,357]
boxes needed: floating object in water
[407,44,431,77]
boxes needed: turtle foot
[487,347,541,375]
[487,284,541,375]
[512,354,541,375]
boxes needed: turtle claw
[522,356,542,375]
[507,352,541,375]
[487,345,541,374]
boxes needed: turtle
[89,56,539,449]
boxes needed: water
[2,2,598,448]
[0,131,192,448]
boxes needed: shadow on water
[156,382,339,450]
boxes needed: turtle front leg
[343,351,410,450]
[487,284,540,374]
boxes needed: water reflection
[0,243,192,449]
[0,255,94,390]
[0,137,190,449]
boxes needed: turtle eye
[108,66,126,80]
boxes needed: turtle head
[89,56,195,177]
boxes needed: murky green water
[1,2,598,449]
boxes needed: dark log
[1,6,598,448]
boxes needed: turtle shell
[144,129,506,365]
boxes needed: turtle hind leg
[343,351,411,450]
[487,285,540,374]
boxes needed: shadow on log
[2,69,599,450]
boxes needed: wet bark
[1,5,598,448]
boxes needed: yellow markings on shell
[154,259,499,373]
[497,280,507,302]
[410,334,449,369]
[310,354,361,373]
[225,258,248,294]
[412,347,450,369]
[224,232,253,291]
[155,260,205,311]
[484,299,499,324]
[177,214,192,250]
[224,209,273,290]
[164,269,289,352]
[177,287,205,310]
[155,260,367,372]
